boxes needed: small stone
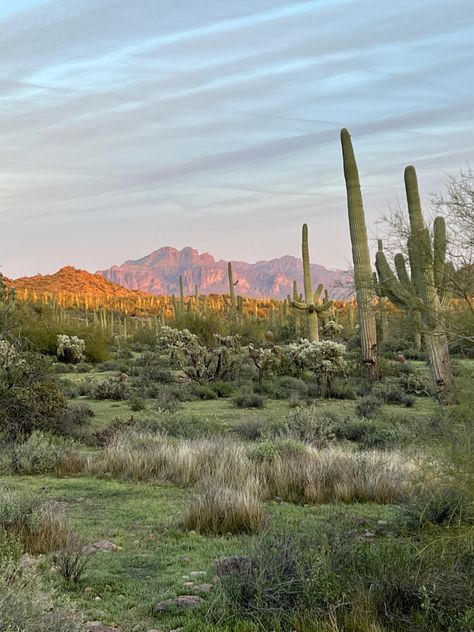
[363,530,376,538]
[153,595,204,614]
[193,583,213,593]
[170,628,184,632]
[377,520,388,527]
[189,571,207,578]
[183,582,195,587]
[83,586,94,593]
[94,596,102,601]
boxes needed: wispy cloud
[0,0,473,277]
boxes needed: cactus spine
[340,128,378,380]
[375,166,454,403]
[291,224,333,342]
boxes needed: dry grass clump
[0,488,72,554]
[260,448,412,504]
[89,431,415,507]
[180,477,267,535]
[89,431,252,486]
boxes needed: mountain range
[97,246,350,299]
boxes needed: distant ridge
[12,266,153,299]
[97,246,350,299]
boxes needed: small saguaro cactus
[340,128,378,380]
[179,275,185,312]
[291,224,333,342]
[228,261,238,308]
[375,166,455,404]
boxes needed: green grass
[1,475,397,631]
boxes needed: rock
[170,628,184,632]
[189,570,207,578]
[153,595,204,614]
[82,540,121,555]
[83,586,94,593]
[19,553,38,569]
[183,581,195,588]
[192,583,213,593]
[377,520,388,527]
[394,353,406,363]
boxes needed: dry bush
[89,431,415,506]
[180,477,267,535]
[0,490,72,554]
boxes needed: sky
[0,0,473,278]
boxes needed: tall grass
[89,431,414,505]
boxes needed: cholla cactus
[288,339,347,397]
[158,326,242,383]
[0,339,24,370]
[322,320,344,340]
[247,344,282,385]
[56,334,86,364]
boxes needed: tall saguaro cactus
[340,129,378,380]
[291,224,333,341]
[375,166,455,404]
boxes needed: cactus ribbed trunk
[341,129,378,380]
[423,327,454,405]
[228,262,236,308]
[302,224,319,342]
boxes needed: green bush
[212,520,474,631]
[0,432,80,475]
[248,438,306,462]
[233,393,265,409]
[91,376,131,400]
[155,388,183,413]
[210,380,234,398]
[128,396,147,412]
[333,418,402,450]
[140,412,222,439]
[234,417,265,441]
[402,486,473,530]
[355,394,383,419]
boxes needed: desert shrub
[130,350,173,384]
[0,351,68,439]
[399,370,435,397]
[53,535,93,584]
[0,555,83,630]
[233,393,265,409]
[142,412,222,439]
[128,395,147,411]
[355,394,383,418]
[51,363,75,374]
[248,438,307,463]
[95,358,129,372]
[275,406,337,446]
[0,432,82,475]
[60,378,81,398]
[155,388,183,413]
[333,418,402,450]
[234,417,265,441]
[180,479,267,535]
[210,380,234,398]
[402,486,473,530]
[372,380,416,406]
[0,488,72,553]
[75,362,93,373]
[53,403,95,439]
[328,376,358,399]
[91,376,131,400]
[190,383,218,400]
[256,376,308,401]
[212,521,474,632]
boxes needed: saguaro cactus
[291,224,333,341]
[340,128,378,380]
[375,166,455,403]
[227,262,238,308]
